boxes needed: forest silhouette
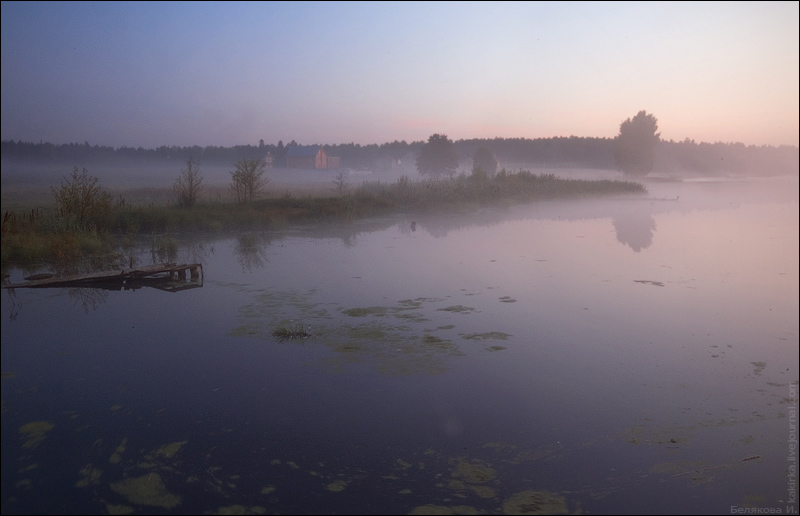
[2,135,797,177]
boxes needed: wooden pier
[2,263,203,292]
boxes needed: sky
[1,1,798,149]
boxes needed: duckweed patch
[109,438,127,464]
[19,421,53,449]
[408,504,480,515]
[469,485,496,498]
[154,440,187,459]
[502,489,569,515]
[326,480,349,492]
[343,306,388,317]
[349,325,387,340]
[230,291,514,376]
[106,503,135,515]
[231,289,331,341]
[110,473,182,509]
[436,305,477,314]
[451,458,496,483]
[76,465,103,487]
[460,332,512,341]
[216,505,267,515]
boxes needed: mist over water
[1,173,798,514]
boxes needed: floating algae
[343,301,430,322]
[216,505,267,515]
[460,332,512,341]
[137,440,188,469]
[343,306,389,317]
[76,465,103,487]
[105,504,134,515]
[502,490,569,515]
[498,296,517,303]
[19,421,53,449]
[230,289,331,340]
[436,305,477,314]
[110,473,181,508]
[408,505,480,515]
[154,440,187,458]
[109,438,128,464]
[349,325,388,340]
[326,480,348,492]
[451,458,496,483]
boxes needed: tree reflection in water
[612,212,657,252]
[234,233,270,272]
[67,287,109,314]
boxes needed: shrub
[51,167,115,232]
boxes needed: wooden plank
[2,263,203,289]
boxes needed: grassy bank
[1,170,646,266]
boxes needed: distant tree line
[2,135,797,176]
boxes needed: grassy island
[1,169,646,266]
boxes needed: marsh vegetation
[1,168,646,266]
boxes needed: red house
[286,145,340,169]
[286,145,327,169]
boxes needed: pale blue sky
[1,1,797,148]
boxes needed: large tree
[416,134,458,178]
[614,110,660,176]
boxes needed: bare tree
[230,159,269,203]
[332,170,350,195]
[173,157,205,208]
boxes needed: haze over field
[1,1,798,149]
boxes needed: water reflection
[233,233,270,272]
[612,212,657,251]
[66,287,109,314]
[1,176,797,514]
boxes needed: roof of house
[286,145,322,158]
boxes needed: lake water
[2,175,798,515]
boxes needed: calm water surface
[2,176,798,515]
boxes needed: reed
[272,323,313,341]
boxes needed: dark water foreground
[2,176,798,515]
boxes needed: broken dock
[2,263,203,292]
